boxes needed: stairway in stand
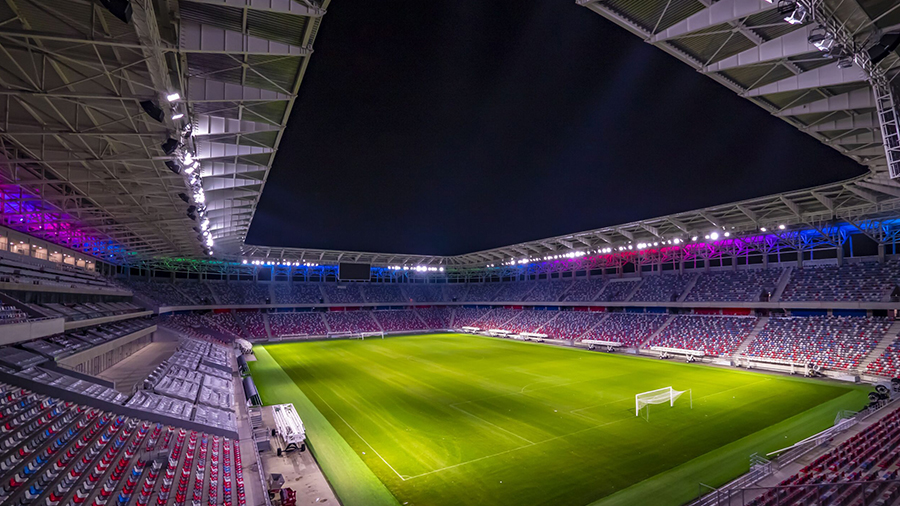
[732,316,769,359]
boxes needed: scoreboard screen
[338,262,371,281]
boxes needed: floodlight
[172,113,184,120]
[140,100,164,123]
[242,260,247,264]
[779,224,786,230]
[164,160,180,174]
[161,138,179,155]
[724,232,730,237]
[691,236,698,241]
[784,4,806,24]
[710,232,719,240]
[166,92,181,102]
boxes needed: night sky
[246,2,865,256]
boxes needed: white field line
[448,403,536,445]
[305,384,410,481]
[403,416,631,481]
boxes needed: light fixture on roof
[166,92,181,102]
[710,232,720,240]
[172,113,184,120]
[779,224,786,230]
[780,2,806,25]
[723,232,730,237]
[161,138,179,156]
[691,236,698,241]
[98,0,133,23]
[140,100,164,123]
[808,26,834,52]
[760,226,767,232]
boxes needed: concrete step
[638,314,676,349]
[733,316,770,359]
[677,273,699,303]
[770,267,792,302]
[858,320,900,372]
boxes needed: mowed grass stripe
[255,334,867,506]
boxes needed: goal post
[635,387,692,419]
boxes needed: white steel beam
[704,25,817,73]
[744,64,867,97]
[777,88,876,116]
[650,0,776,43]
[806,112,878,131]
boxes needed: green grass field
[249,333,868,506]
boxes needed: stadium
[1,1,900,506]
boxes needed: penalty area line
[305,385,410,481]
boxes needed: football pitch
[249,333,868,506]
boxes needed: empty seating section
[11,318,156,365]
[492,283,533,302]
[685,269,782,302]
[272,284,322,304]
[324,311,379,333]
[746,316,890,370]
[562,278,606,301]
[416,307,452,328]
[0,378,247,506]
[596,280,639,302]
[443,285,468,302]
[465,284,499,302]
[206,313,243,338]
[0,305,27,324]
[361,285,405,303]
[524,281,573,302]
[503,311,559,333]
[211,283,269,305]
[583,313,668,347]
[648,315,757,356]
[268,313,327,337]
[126,281,193,306]
[782,261,900,302]
[866,337,900,378]
[30,302,142,322]
[321,284,364,304]
[373,310,424,332]
[176,282,215,304]
[478,309,519,330]
[235,312,267,339]
[747,405,900,506]
[0,252,115,292]
[452,307,490,327]
[630,274,692,302]
[540,311,602,340]
[403,285,443,303]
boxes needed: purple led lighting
[0,184,125,261]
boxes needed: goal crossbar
[635,386,691,417]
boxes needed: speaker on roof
[164,161,180,174]
[868,32,900,65]
[178,193,190,203]
[140,100,164,123]
[99,0,132,23]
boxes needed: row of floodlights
[243,260,321,267]
[768,1,858,68]
[487,224,790,267]
[152,93,214,256]
[389,265,445,272]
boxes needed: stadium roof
[0,0,325,261]
[4,0,900,271]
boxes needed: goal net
[635,387,691,421]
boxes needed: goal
[635,386,692,420]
